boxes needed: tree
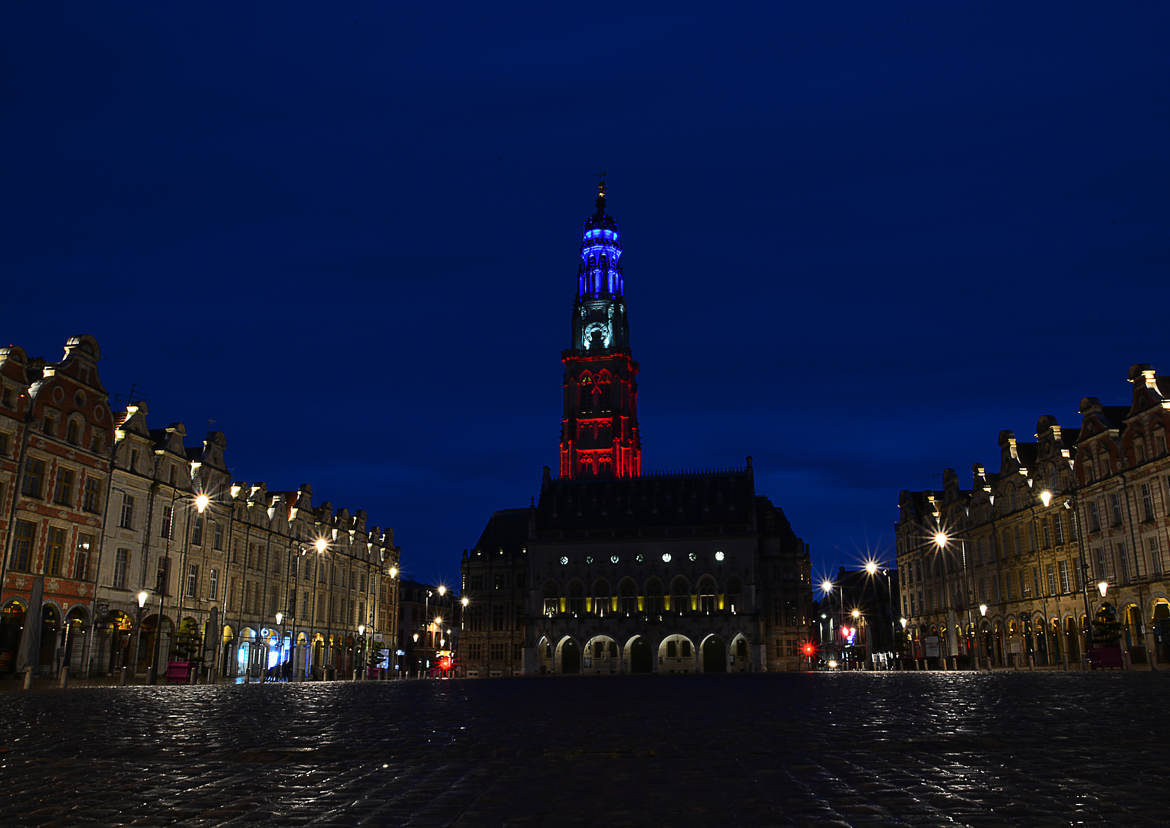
[170,618,203,663]
[1092,604,1123,646]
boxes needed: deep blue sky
[3,4,1167,587]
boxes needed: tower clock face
[584,321,611,349]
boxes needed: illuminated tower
[560,181,641,479]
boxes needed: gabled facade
[0,334,401,682]
[896,363,1170,669]
[0,336,114,676]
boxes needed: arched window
[726,576,742,613]
[592,579,610,617]
[618,578,638,614]
[66,417,81,445]
[568,580,585,615]
[670,576,690,614]
[697,575,717,614]
[542,580,560,617]
[644,578,663,614]
[579,375,594,412]
[596,373,612,412]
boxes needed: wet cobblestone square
[2,671,1167,826]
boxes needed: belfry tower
[559,180,642,479]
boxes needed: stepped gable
[534,466,757,536]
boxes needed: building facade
[815,565,901,669]
[460,184,814,677]
[0,335,400,681]
[396,578,460,677]
[896,363,1170,668]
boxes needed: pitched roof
[534,470,757,535]
[473,508,529,553]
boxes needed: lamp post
[978,603,989,670]
[1062,497,1094,669]
[819,579,839,667]
[865,560,897,669]
[933,530,973,669]
[128,589,149,683]
[851,607,865,669]
[180,493,210,679]
[275,612,285,680]
[424,589,432,654]
[147,487,180,685]
[1095,579,1117,669]
[310,537,328,679]
[355,623,365,680]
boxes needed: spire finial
[595,169,607,216]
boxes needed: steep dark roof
[1102,406,1129,428]
[534,470,757,536]
[1016,442,1039,468]
[473,508,529,553]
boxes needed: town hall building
[459,183,814,676]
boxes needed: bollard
[120,666,128,686]
[58,667,69,689]
[23,669,33,690]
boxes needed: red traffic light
[802,642,816,657]
[438,656,452,671]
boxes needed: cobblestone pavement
[2,671,1167,826]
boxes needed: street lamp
[355,623,366,680]
[978,603,989,669]
[863,559,897,669]
[147,487,183,685]
[129,590,149,682]
[932,529,973,669]
[819,578,840,666]
[274,612,285,680]
[851,608,865,668]
[311,537,330,679]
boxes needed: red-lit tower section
[560,181,641,479]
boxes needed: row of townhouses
[896,363,1170,668]
[0,335,400,681]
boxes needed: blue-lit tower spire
[560,180,641,479]
[571,179,630,351]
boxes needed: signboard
[923,636,941,658]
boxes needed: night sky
[3,4,1167,587]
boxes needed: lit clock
[583,321,611,350]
